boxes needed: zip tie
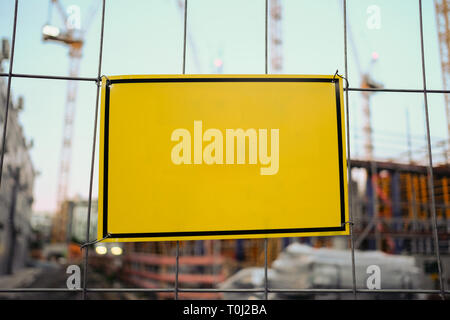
[333,69,339,81]
[80,233,111,250]
[96,75,111,87]
[342,221,354,227]
[332,69,349,88]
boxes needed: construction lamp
[95,245,107,255]
[110,246,123,256]
[42,24,60,38]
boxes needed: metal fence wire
[0,0,449,300]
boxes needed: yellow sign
[98,75,348,242]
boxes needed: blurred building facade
[30,211,53,242]
[89,159,450,296]
[51,198,97,244]
[0,76,35,275]
[350,160,450,255]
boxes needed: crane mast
[56,46,81,209]
[269,0,283,73]
[264,0,284,261]
[42,0,84,211]
[435,0,450,157]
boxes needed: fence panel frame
[0,0,448,300]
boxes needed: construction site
[0,0,449,301]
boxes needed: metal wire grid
[0,0,449,300]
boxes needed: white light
[110,246,123,256]
[42,25,60,37]
[95,246,107,255]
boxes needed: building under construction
[88,158,446,299]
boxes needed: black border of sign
[102,77,346,239]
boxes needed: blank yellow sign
[98,75,348,242]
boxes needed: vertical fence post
[82,0,107,300]
[343,0,358,299]
[175,242,180,300]
[0,0,19,188]
[418,0,446,300]
[263,0,269,301]
[182,0,188,76]
[175,0,188,301]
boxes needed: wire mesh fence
[0,0,449,300]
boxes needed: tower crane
[42,0,97,213]
[269,0,283,74]
[341,2,387,251]
[174,0,283,74]
[434,0,450,158]
[346,24,382,160]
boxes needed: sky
[0,0,448,213]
